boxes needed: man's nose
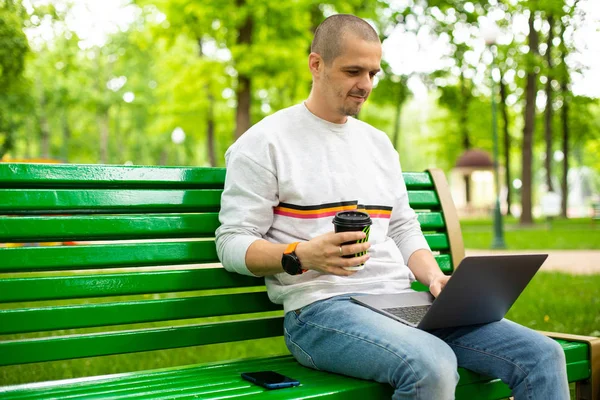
[356,73,372,91]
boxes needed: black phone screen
[243,371,289,384]
[241,370,300,389]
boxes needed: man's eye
[347,71,359,75]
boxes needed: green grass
[1,272,598,393]
[461,217,600,249]
[506,271,600,336]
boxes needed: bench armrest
[540,331,600,400]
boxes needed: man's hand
[428,274,451,298]
[295,231,370,276]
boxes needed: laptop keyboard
[383,305,431,325]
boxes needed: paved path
[466,249,600,275]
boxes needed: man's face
[319,35,382,119]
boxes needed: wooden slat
[0,257,453,303]
[0,164,226,188]
[0,212,444,242]
[416,212,445,230]
[429,169,465,266]
[403,172,433,189]
[0,241,218,273]
[434,254,453,273]
[424,233,449,250]
[0,189,222,214]
[407,190,440,209]
[0,356,393,399]
[0,317,284,366]
[0,342,590,399]
[0,214,220,242]
[0,292,282,335]
[0,269,262,303]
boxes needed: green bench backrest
[0,163,455,367]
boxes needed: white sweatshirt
[215,103,431,313]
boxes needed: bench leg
[539,331,600,400]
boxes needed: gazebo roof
[455,149,494,170]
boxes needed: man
[216,14,568,400]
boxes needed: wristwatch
[281,242,306,275]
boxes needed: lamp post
[482,19,506,249]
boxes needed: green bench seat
[0,163,598,399]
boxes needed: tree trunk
[392,82,405,150]
[499,73,512,216]
[62,111,70,162]
[39,101,50,159]
[207,90,216,166]
[544,15,554,192]
[520,12,539,225]
[460,70,472,206]
[235,0,253,139]
[98,110,109,163]
[560,80,569,218]
[559,21,570,218]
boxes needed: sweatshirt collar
[301,102,350,134]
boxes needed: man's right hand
[294,231,371,276]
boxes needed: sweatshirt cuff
[220,235,262,277]
[399,234,432,264]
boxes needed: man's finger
[334,231,367,244]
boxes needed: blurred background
[1,0,599,222]
[1,1,599,389]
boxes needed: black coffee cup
[332,211,372,270]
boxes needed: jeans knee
[392,345,459,399]
[419,350,459,390]
[534,337,566,368]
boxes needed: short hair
[311,14,380,64]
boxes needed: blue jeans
[284,294,569,400]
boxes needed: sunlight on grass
[460,217,600,250]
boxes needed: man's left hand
[428,274,451,298]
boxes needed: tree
[520,9,540,225]
[0,0,29,158]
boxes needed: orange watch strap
[284,242,300,255]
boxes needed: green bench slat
[0,269,262,303]
[0,292,282,334]
[0,257,452,303]
[0,214,220,242]
[0,241,218,273]
[0,212,443,242]
[425,233,449,250]
[0,164,226,189]
[403,172,433,189]
[407,190,440,209]
[0,189,222,214]
[416,212,445,230]
[0,344,590,400]
[555,339,590,363]
[0,317,284,366]
[0,356,393,400]
[434,254,452,273]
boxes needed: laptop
[351,254,548,330]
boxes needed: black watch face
[282,253,302,275]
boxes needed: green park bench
[0,163,598,399]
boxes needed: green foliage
[0,0,597,205]
[0,0,30,156]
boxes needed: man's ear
[308,52,323,78]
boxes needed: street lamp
[481,19,506,249]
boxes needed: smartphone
[241,370,300,390]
